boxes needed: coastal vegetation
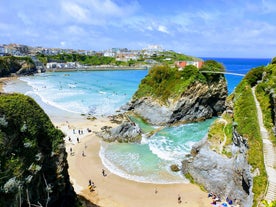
[207,113,233,157]
[36,50,200,67]
[255,63,276,145]
[0,56,35,77]
[36,53,123,66]
[133,60,225,103]
[143,50,200,64]
[232,79,266,206]
[226,64,274,206]
[0,93,79,206]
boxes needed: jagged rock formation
[98,121,142,143]
[125,77,227,125]
[0,93,79,207]
[182,127,253,206]
[0,56,37,77]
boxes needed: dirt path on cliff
[252,87,276,202]
[218,118,228,154]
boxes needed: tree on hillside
[201,60,225,72]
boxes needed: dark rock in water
[170,164,181,172]
[125,77,227,125]
[98,121,142,143]
[182,128,253,207]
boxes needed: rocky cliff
[0,56,36,77]
[182,127,253,206]
[124,64,228,125]
[0,93,79,207]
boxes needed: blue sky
[0,0,276,58]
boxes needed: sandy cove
[54,115,211,207]
[1,77,213,207]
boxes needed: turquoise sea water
[4,58,271,184]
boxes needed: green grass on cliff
[233,78,267,206]
[254,64,276,145]
[133,62,224,103]
[207,113,233,157]
[0,93,79,206]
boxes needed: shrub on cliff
[133,61,224,102]
[0,93,79,206]
[271,57,276,64]
[243,66,265,86]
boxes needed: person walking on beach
[70,147,73,155]
[102,169,106,176]
[178,194,182,204]
[77,137,79,143]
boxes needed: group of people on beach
[64,123,93,157]
[208,192,236,207]
[88,169,107,192]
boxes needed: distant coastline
[45,65,149,72]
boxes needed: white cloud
[146,25,153,31]
[60,41,66,47]
[86,0,139,17]
[61,1,89,22]
[67,25,86,35]
[17,12,33,26]
[157,25,169,34]
[59,0,139,25]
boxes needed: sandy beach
[0,77,17,92]
[1,77,212,207]
[53,114,212,207]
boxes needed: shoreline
[0,76,18,92]
[1,77,212,207]
[57,116,211,207]
[45,66,148,72]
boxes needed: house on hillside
[175,60,204,69]
[0,46,4,56]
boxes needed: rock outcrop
[98,121,142,143]
[182,127,253,207]
[0,56,36,77]
[124,77,227,125]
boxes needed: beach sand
[0,77,17,92]
[54,115,212,207]
[1,77,212,207]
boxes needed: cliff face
[125,76,227,125]
[0,56,36,77]
[182,128,253,207]
[0,93,78,207]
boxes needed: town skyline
[1,0,276,58]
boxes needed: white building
[0,46,4,55]
[143,44,164,52]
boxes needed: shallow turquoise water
[100,118,215,183]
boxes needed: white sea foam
[147,135,189,162]
[25,90,87,114]
[99,142,188,184]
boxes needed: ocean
[4,57,271,184]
